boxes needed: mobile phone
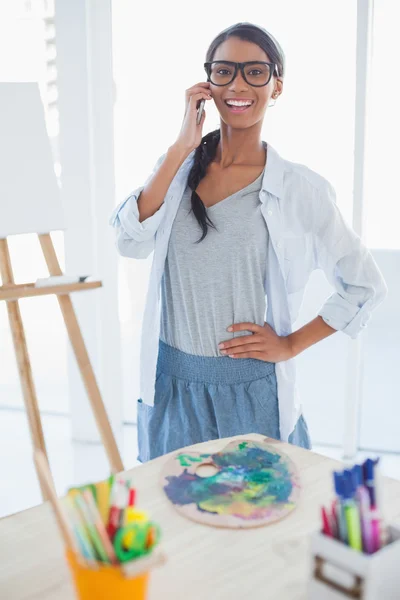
[196,99,205,125]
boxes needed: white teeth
[226,100,252,107]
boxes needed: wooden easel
[0,233,124,501]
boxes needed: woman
[110,22,387,462]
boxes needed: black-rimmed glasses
[204,61,277,87]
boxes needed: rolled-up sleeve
[109,152,167,258]
[314,180,388,338]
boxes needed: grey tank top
[159,168,268,357]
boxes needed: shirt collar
[261,141,284,200]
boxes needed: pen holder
[308,523,400,599]
[66,549,149,600]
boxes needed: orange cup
[66,549,149,600]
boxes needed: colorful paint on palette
[161,439,300,529]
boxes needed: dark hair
[188,22,285,243]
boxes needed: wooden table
[2,433,400,600]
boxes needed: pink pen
[370,507,381,553]
[321,506,333,537]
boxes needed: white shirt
[109,142,388,442]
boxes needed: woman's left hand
[218,322,294,362]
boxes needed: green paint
[177,453,209,467]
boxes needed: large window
[359,0,400,452]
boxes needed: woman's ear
[273,78,284,99]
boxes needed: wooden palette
[161,438,301,529]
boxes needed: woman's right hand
[174,82,213,153]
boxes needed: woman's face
[209,37,282,129]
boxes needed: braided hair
[188,128,221,243]
[188,22,285,243]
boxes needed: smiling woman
[110,23,319,462]
[111,9,387,463]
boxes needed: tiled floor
[1,410,400,519]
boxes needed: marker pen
[363,459,377,507]
[331,499,339,539]
[106,480,127,541]
[342,471,362,552]
[321,506,333,537]
[334,472,348,544]
[352,465,373,554]
[128,482,136,508]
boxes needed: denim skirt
[137,339,311,462]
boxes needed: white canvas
[0,82,65,238]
